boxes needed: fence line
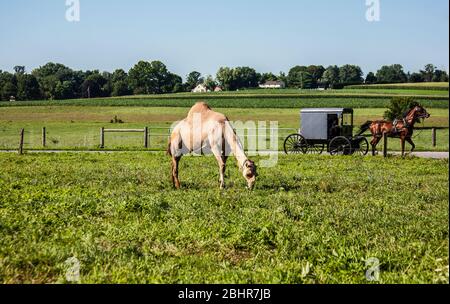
[7,126,448,152]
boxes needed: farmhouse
[192,84,209,93]
[259,80,286,89]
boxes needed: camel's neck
[224,122,248,170]
[233,140,249,170]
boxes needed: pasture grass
[0,153,448,283]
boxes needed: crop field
[0,107,448,152]
[0,153,448,284]
[345,82,449,91]
[0,88,448,109]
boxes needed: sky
[0,0,448,80]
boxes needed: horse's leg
[400,136,406,157]
[171,155,182,189]
[406,137,415,154]
[371,136,381,156]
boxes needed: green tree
[376,64,407,83]
[0,71,16,100]
[365,72,377,84]
[203,75,217,91]
[32,63,79,99]
[259,72,278,84]
[128,60,181,94]
[408,73,424,83]
[420,64,435,82]
[216,67,234,91]
[287,66,308,88]
[233,67,259,89]
[81,73,107,98]
[1,82,17,101]
[185,71,203,92]
[339,65,363,85]
[111,69,131,97]
[432,69,449,82]
[16,74,41,100]
[384,97,419,121]
[112,81,131,97]
[306,65,325,88]
[321,65,340,88]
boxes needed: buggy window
[342,113,352,126]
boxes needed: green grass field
[0,107,448,152]
[0,153,448,284]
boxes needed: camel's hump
[188,102,212,116]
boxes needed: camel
[167,102,257,190]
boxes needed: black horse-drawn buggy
[284,108,369,156]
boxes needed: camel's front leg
[212,154,227,189]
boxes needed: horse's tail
[356,121,373,136]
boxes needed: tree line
[0,61,448,101]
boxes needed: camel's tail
[356,121,372,136]
[167,141,172,156]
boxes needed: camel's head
[242,160,257,190]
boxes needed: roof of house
[261,80,285,85]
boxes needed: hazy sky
[0,0,448,79]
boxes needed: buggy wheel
[307,143,325,155]
[329,136,352,156]
[353,136,369,156]
[284,134,308,155]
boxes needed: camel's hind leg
[169,131,183,189]
[171,155,182,189]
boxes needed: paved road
[0,150,448,159]
[390,152,449,159]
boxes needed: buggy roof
[300,108,353,114]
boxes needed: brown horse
[359,105,430,157]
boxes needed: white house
[259,80,286,89]
[192,84,209,93]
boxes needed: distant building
[259,80,286,89]
[192,84,208,93]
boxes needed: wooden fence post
[432,128,437,147]
[100,127,105,149]
[42,127,46,147]
[18,128,24,155]
[383,133,388,158]
[144,127,148,148]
